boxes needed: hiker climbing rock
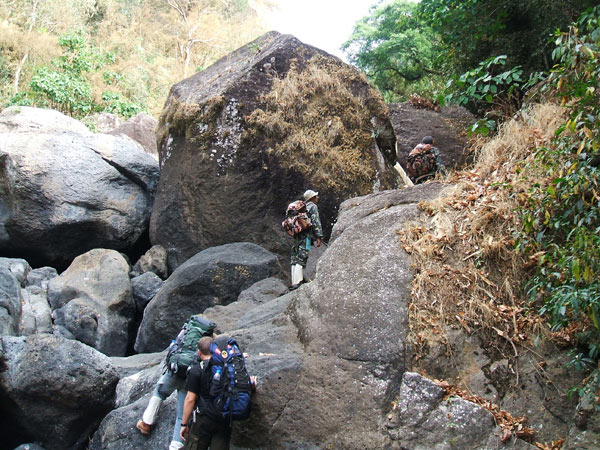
[136,316,216,450]
[405,136,445,184]
[284,189,323,289]
[180,336,257,450]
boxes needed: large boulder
[0,334,119,450]
[151,31,399,269]
[47,249,135,356]
[135,242,281,353]
[0,106,159,269]
[390,102,475,171]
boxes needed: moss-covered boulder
[152,31,399,269]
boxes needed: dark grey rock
[130,245,168,279]
[135,242,281,353]
[0,106,159,269]
[110,350,167,379]
[0,265,24,336]
[13,444,47,450]
[89,393,175,450]
[48,249,135,356]
[115,364,162,408]
[0,257,31,286]
[390,102,475,170]
[236,277,288,304]
[26,266,58,290]
[385,372,535,450]
[0,334,119,450]
[131,272,164,312]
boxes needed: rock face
[47,249,135,356]
[0,260,25,336]
[384,372,535,449]
[390,102,475,171]
[109,113,159,159]
[89,394,175,450]
[0,106,159,269]
[151,31,399,269]
[0,258,56,338]
[0,334,119,450]
[130,244,168,279]
[131,272,164,313]
[202,186,443,448]
[135,242,281,353]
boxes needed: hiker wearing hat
[290,189,323,289]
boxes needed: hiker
[136,316,216,450]
[289,189,323,289]
[406,135,445,184]
[180,336,258,450]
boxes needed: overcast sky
[253,0,387,61]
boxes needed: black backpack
[208,338,253,421]
[166,315,216,378]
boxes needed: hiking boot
[136,420,153,435]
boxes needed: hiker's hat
[303,189,318,201]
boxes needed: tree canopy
[342,0,445,101]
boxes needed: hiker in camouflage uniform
[290,189,323,289]
[407,136,446,184]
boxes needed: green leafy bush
[101,91,142,119]
[442,55,545,135]
[518,6,600,410]
[6,30,143,119]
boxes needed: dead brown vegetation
[399,103,568,361]
[246,55,387,192]
[396,103,571,447]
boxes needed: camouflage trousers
[290,234,311,267]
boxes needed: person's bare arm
[180,391,198,441]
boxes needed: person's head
[422,136,434,145]
[303,189,319,203]
[197,336,212,359]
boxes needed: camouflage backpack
[406,143,437,181]
[282,200,312,236]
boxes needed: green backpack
[166,315,217,378]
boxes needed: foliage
[101,91,142,118]
[0,0,270,116]
[442,55,545,135]
[342,0,445,102]
[517,6,600,411]
[418,0,597,75]
[6,30,141,117]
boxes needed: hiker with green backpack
[136,315,217,450]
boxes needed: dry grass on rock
[399,103,568,359]
[246,55,387,193]
[395,103,571,446]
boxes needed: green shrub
[518,6,600,411]
[442,55,545,135]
